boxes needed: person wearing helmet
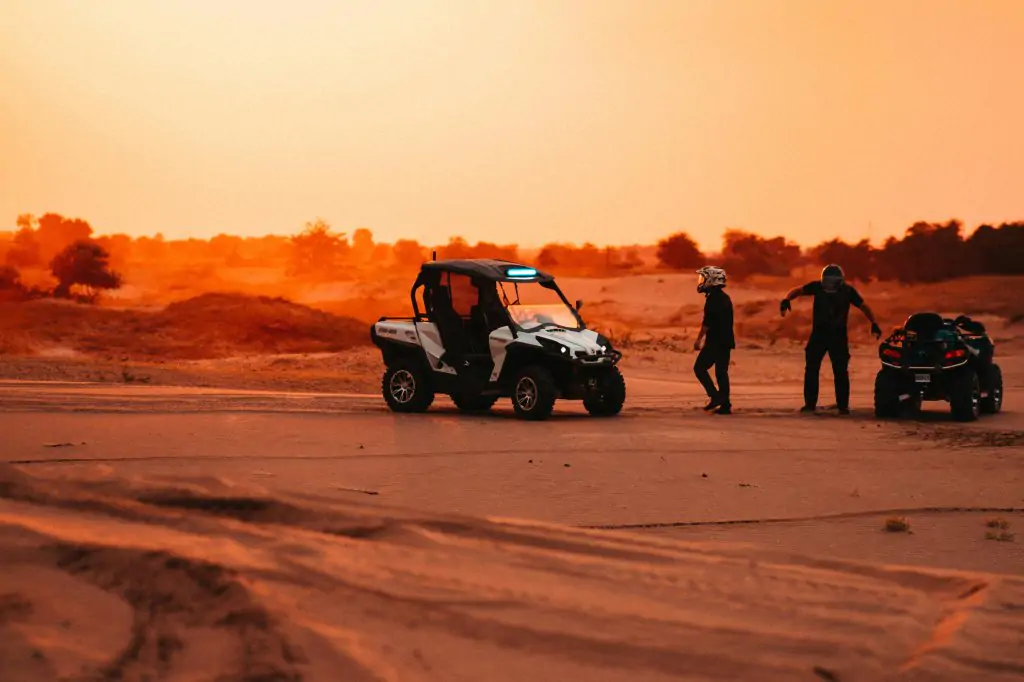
[694,266,734,414]
[779,264,882,414]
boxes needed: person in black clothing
[780,264,882,414]
[693,265,734,414]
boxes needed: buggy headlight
[537,337,570,356]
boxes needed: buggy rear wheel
[874,369,903,419]
[949,368,980,422]
[382,361,435,413]
[981,364,1003,415]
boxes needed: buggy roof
[420,259,554,283]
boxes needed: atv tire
[874,369,903,419]
[511,365,557,421]
[981,363,1003,415]
[452,393,499,413]
[382,361,434,413]
[949,368,981,422]
[584,366,626,417]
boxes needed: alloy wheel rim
[516,377,538,411]
[390,370,416,404]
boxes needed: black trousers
[805,334,850,409]
[694,346,731,407]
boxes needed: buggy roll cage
[408,265,586,336]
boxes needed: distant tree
[876,220,963,283]
[50,240,122,300]
[656,232,704,270]
[36,213,93,261]
[0,264,22,292]
[288,219,349,277]
[965,222,1024,275]
[809,238,875,282]
[209,233,243,260]
[352,228,375,262]
[536,244,562,269]
[392,239,426,268]
[15,214,35,232]
[621,247,644,270]
[6,227,42,267]
[439,236,472,259]
[720,230,802,280]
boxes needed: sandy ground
[2,347,1023,680]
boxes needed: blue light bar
[506,267,537,278]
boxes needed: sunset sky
[2,0,1023,250]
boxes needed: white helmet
[696,265,727,293]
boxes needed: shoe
[703,399,722,412]
[837,407,850,415]
[799,405,816,414]
[716,405,732,415]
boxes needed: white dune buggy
[370,259,625,420]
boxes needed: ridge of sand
[1,465,1022,682]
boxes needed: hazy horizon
[3,1,1023,252]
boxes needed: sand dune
[0,294,367,359]
[1,465,1022,682]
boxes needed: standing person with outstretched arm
[780,264,882,415]
[694,266,734,415]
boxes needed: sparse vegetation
[985,531,1015,542]
[884,516,911,533]
[984,518,1014,542]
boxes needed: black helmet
[821,264,844,293]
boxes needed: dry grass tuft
[884,516,911,533]
[985,530,1015,542]
[985,517,1010,530]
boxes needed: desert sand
[2,275,1023,681]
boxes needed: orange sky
[2,0,1023,250]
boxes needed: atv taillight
[944,348,967,361]
[882,348,901,359]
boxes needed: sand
[2,463,1023,682]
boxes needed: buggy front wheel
[584,367,626,417]
[511,365,557,421]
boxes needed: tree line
[2,212,1021,303]
[656,220,1024,282]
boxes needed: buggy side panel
[488,326,515,382]
[414,321,456,375]
[371,321,427,368]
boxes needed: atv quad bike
[370,259,625,421]
[874,313,1002,421]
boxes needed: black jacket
[702,287,735,349]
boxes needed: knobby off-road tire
[874,369,903,419]
[583,366,626,417]
[511,365,557,421]
[980,363,1003,415]
[451,393,500,413]
[382,361,435,413]
[949,368,981,422]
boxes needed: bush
[50,240,122,301]
[656,232,704,270]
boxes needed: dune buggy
[370,259,625,420]
[874,313,1003,421]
